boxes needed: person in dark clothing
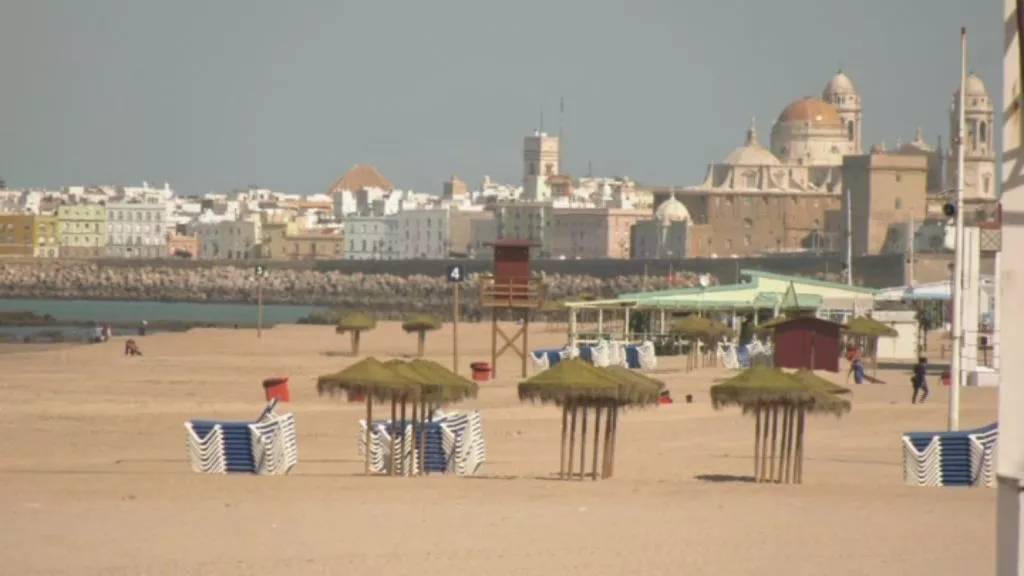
[912,357,929,404]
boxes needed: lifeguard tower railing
[480,276,544,309]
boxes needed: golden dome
[776,98,843,126]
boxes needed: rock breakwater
[0,261,706,320]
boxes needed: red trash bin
[470,362,492,382]
[941,371,951,387]
[263,377,291,402]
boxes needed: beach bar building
[563,269,878,348]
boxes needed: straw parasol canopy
[601,365,663,407]
[843,316,898,338]
[709,365,851,416]
[790,369,851,396]
[518,358,620,405]
[336,311,377,333]
[406,358,479,404]
[670,315,713,339]
[317,357,416,402]
[701,317,736,340]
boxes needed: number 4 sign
[446,264,465,283]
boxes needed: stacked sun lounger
[185,399,298,475]
[902,422,997,487]
[532,341,657,372]
[357,410,486,476]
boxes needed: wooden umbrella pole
[389,397,398,476]
[768,406,779,482]
[778,406,792,484]
[579,405,589,480]
[602,402,614,479]
[399,395,408,476]
[787,407,798,484]
[608,406,619,479]
[759,404,770,482]
[419,397,427,476]
[591,405,603,481]
[753,407,762,481]
[559,403,569,480]
[364,395,373,476]
[566,402,578,482]
[411,398,419,476]
[795,408,806,484]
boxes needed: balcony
[479,276,544,309]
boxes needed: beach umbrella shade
[401,313,442,358]
[601,365,663,407]
[669,315,713,339]
[335,311,378,356]
[790,368,851,396]
[753,315,790,335]
[316,357,418,476]
[710,366,851,485]
[519,358,627,481]
[843,316,898,338]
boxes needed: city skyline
[0,0,998,195]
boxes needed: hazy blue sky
[0,0,999,195]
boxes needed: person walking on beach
[846,344,864,385]
[912,357,929,404]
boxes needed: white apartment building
[343,216,399,260]
[395,208,450,259]
[195,218,262,260]
[106,197,170,258]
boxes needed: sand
[0,322,996,575]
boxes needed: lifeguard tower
[480,240,544,378]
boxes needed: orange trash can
[263,377,291,402]
[470,362,492,382]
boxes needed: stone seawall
[0,254,914,320]
[0,260,700,319]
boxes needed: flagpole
[948,27,967,432]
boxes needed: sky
[0,0,1000,196]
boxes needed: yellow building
[0,214,36,257]
[261,223,345,261]
[57,203,108,258]
[34,215,60,258]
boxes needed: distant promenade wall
[0,254,912,318]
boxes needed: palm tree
[401,313,442,357]
[336,311,377,356]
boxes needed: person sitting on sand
[912,357,929,404]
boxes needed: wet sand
[0,323,996,575]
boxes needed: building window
[980,121,988,145]
[847,121,854,141]
[895,198,903,210]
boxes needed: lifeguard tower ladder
[480,240,544,378]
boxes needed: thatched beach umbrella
[843,316,898,378]
[710,366,851,485]
[335,311,377,356]
[387,359,480,476]
[519,358,656,481]
[317,357,417,475]
[670,315,713,371]
[402,313,442,358]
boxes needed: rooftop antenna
[559,97,565,174]
[587,160,593,178]
[539,106,545,133]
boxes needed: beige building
[523,131,560,201]
[261,222,345,261]
[548,207,649,259]
[34,214,59,258]
[946,73,996,201]
[469,218,497,259]
[631,197,695,259]
[492,202,552,251]
[448,208,492,257]
[842,153,929,257]
[57,203,107,258]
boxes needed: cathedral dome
[776,97,843,127]
[655,197,691,224]
[723,119,781,166]
[823,71,857,95]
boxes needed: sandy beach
[0,322,996,575]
